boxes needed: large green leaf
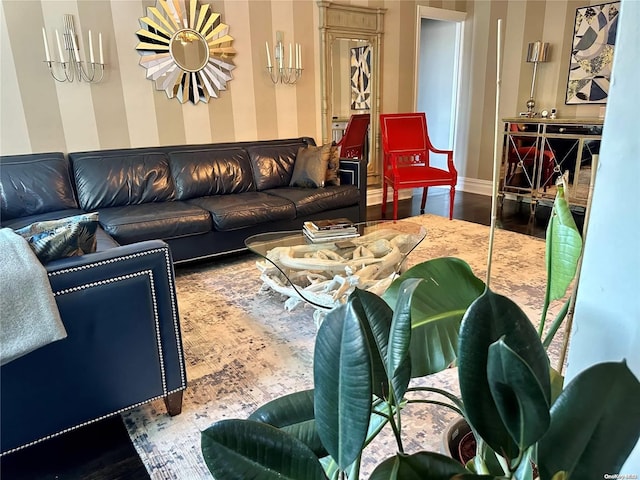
[486,339,550,451]
[249,388,327,458]
[387,278,422,402]
[383,258,485,377]
[537,361,640,480]
[314,300,372,470]
[369,452,469,480]
[201,419,327,479]
[321,399,396,479]
[350,289,397,400]
[545,186,582,302]
[458,289,550,460]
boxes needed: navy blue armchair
[0,240,186,455]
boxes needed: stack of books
[303,218,360,243]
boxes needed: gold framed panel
[318,1,385,186]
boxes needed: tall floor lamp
[525,41,549,117]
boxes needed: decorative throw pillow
[326,144,341,186]
[290,143,332,188]
[15,212,99,264]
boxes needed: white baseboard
[367,187,413,206]
[366,177,492,206]
[457,177,493,196]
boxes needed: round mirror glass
[170,29,209,72]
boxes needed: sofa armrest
[339,157,367,222]
[0,240,186,455]
[45,240,186,397]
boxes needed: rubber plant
[200,269,640,479]
[201,258,486,479]
[428,184,640,478]
[200,189,640,479]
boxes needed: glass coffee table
[245,220,426,311]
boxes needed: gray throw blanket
[0,228,67,366]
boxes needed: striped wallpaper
[1,0,607,186]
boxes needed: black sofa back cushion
[70,152,175,211]
[169,148,254,200]
[247,142,306,191]
[0,153,78,221]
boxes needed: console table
[500,117,603,213]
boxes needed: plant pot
[441,417,475,465]
[443,417,540,477]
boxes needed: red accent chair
[379,112,457,220]
[336,114,370,159]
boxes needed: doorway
[414,6,466,171]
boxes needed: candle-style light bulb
[99,33,103,65]
[42,28,51,62]
[265,41,272,68]
[88,30,95,63]
[289,43,292,69]
[71,32,80,62]
[296,44,300,69]
[55,30,65,63]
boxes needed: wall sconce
[524,41,549,117]
[265,31,302,85]
[41,14,104,84]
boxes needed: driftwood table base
[250,226,426,317]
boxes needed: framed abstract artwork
[350,45,371,110]
[565,1,620,104]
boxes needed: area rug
[122,214,562,479]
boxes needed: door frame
[414,6,466,153]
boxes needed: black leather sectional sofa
[1,136,365,263]
[0,136,366,455]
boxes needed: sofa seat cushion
[264,185,360,217]
[96,202,211,244]
[2,209,119,252]
[187,192,295,231]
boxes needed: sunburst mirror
[136,0,236,104]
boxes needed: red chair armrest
[429,146,452,155]
[428,147,457,175]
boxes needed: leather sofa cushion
[70,152,175,211]
[169,148,254,200]
[247,143,304,191]
[264,185,360,217]
[187,192,295,231]
[2,209,119,252]
[95,202,211,244]
[0,153,78,220]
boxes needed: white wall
[565,0,640,470]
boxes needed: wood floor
[0,190,572,480]
[370,189,565,239]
